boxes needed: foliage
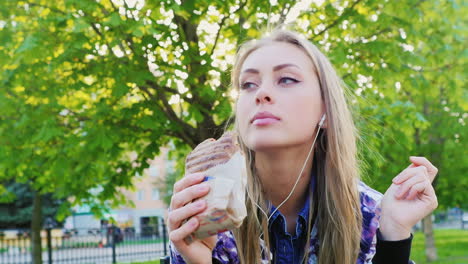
[0,182,63,228]
[0,0,466,218]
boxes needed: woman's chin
[244,134,312,153]
[246,140,287,152]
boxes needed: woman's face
[236,42,324,152]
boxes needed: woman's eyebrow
[241,68,259,75]
[273,63,300,72]
[241,63,301,75]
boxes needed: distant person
[115,227,124,243]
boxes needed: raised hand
[379,156,439,240]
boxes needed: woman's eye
[279,77,299,85]
[240,82,257,90]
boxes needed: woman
[167,29,438,264]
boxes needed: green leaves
[0,0,466,222]
[16,35,38,54]
[108,13,123,27]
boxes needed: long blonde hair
[230,29,362,264]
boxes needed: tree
[1,0,465,262]
[0,182,63,228]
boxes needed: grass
[411,229,468,264]
[127,229,468,264]
[121,261,160,264]
[119,238,164,246]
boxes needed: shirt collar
[267,161,317,235]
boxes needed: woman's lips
[252,117,280,126]
[251,111,281,126]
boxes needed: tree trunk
[414,126,439,262]
[31,191,43,264]
[422,214,437,261]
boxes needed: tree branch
[362,27,392,40]
[90,23,103,38]
[146,80,195,104]
[403,63,456,73]
[279,2,295,25]
[138,85,197,147]
[312,0,364,39]
[209,1,247,57]
[26,2,67,15]
[209,16,228,57]
[157,91,197,147]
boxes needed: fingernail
[203,176,214,182]
[395,187,402,197]
[199,183,209,192]
[194,200,205,208]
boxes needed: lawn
[124,261,160,264]
[411,229,468,264]
[123,229,468,264]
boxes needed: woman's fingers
[167,172,211,241]
[171,182,210,210]
[393,166,428,185]
[395,171,427,199]
[168,200,207,232]
[405,181,438,209]
[405,181,428,200]
[173,173,206,193]
[393,156,438,184]
[169,217,200,243]
[409,156,438,181]
[424,184,438,209]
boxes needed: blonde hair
[230,29,362,264]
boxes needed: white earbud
[319,114,326,127]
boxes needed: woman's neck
[255,144,314,220]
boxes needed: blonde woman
[167,29,438,264]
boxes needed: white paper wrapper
[189,151,247,239]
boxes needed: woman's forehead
[240,42,315,73]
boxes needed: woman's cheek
[235,102,249,138]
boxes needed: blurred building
[65,147,175,235]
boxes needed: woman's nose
[255,85,274,104]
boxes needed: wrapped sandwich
[185,131,247,239]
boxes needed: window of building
[137,190,145,201]
[166,161,175,174]
[152,189,160,200]
[148,165,159,177]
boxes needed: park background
[0,0,466,263]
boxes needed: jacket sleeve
[357,181,384,263]
[170,231,240,264]
[357,182,415,264]
[372,228,414,264]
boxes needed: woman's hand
[379,156,439,240]
[167,172,217,264]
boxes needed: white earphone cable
[246,114,325,224]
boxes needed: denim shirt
[170,181,383,264]
[268,193,311,264]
